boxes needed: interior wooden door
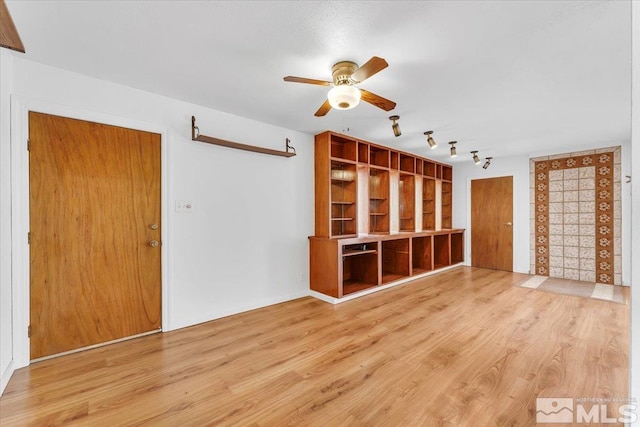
[29,112,161,360]
[471,176,513,271]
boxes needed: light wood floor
[0,267,629,426]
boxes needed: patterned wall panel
[530,148,621,285]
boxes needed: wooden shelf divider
[191,116,296,158]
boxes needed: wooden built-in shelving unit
[310,130,464,301]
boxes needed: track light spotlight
[389,115,401,137]
[483,157,493,169]
[471,150,480,165]
[449,141,457,158]
[424,131,437,149]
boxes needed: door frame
[11,96,171,368]
[465,173,521,272]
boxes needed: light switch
[175,201,193,213]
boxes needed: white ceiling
[6,0,631,163]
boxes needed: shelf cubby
[399,173,415,232]
[433,234,450,269]
[390,151,399,170]
[400,154,415,173]
[442,165,453,182]
[451,232,464,264]
[382,239,410,284]
[330,161,357,237]
[357,142,369,164]
[330,134,357,161]
[416,160,423,175]
[441,181,452,229]
[422,178,436,231]
[369,168,390,233]
[412,236,433,275]
[370,146,390,168]
[342,242,379,295]
[424,161,436,178]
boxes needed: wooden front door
[471,176,513,271]
[29,112,162,360]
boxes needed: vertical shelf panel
[309,238,340,297]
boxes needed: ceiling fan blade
[360,89,397,112]
[314,99,332,117]
[283,76,332,86]
[351,56,388,83]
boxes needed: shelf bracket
[191,116,296,158]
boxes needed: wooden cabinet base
[309,229,464,303]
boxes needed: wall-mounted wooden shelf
[191,116,296,158]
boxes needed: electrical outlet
[175,201,193,213]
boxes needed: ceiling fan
[283,56,397,117]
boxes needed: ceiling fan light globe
[327,85,361,110]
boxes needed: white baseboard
[309,264,464,305]
[1,360,14,396]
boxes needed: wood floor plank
[0,267,629,426]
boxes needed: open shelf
[441,181,452,229]
[412,236,433,272]
[442,165,453,182]
[399,173,415,232]
[390,152,399,170]
[357,142,369,164]
[370,146,390,168]
[424,161,436,178]
[330,161,357,237]
[422,178,436,231]
[451,232,464,264]
[370,168,390,233]
[382,239,410,284]
[433,234,450,269]
[400,154,415,173]
[330,134,357,161]
[342,244,378,295]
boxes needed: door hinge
[27,139,30,151]
[28,325,31,338]
[28,232,31,244]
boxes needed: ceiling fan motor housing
[331,61,359,85]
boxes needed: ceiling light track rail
[191,116,296,158]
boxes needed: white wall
[0,50,15,393]
[630,0,639,418]
[452,141,632,283]
[1,56,314,393]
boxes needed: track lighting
[471,151,480,165]
[424,131,437,149]
[449,141,457,158]
[389,115,401,137]
[483,157,493,169]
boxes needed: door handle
[149,240,159,248]
[505,222,512,226]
